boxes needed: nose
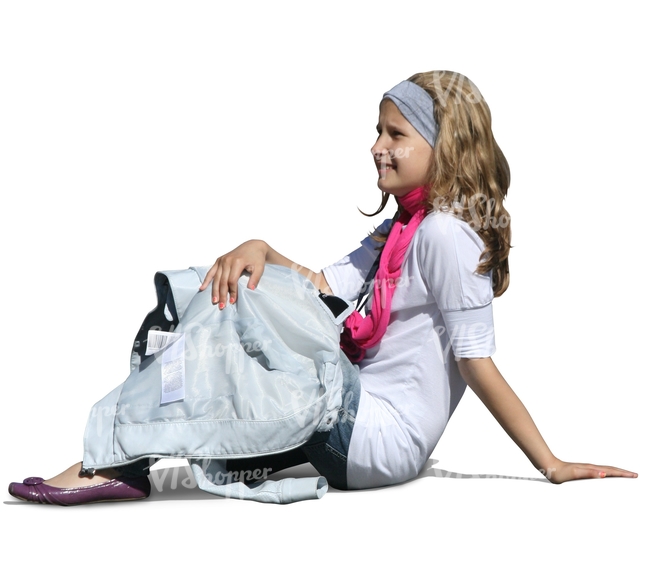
[371,139,388,162]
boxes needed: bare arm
[198,239,332,309]
[457,357,638,484]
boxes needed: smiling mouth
[378,163,395,175]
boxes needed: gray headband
[382,80,438,149]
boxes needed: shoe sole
[9,490,150,506]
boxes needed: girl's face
[371,99,433,197]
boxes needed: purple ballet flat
[8,475,151,506]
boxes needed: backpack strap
[354,212,398,312]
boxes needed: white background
[1,1,647,559]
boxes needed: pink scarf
[340,186,429,363]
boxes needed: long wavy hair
[365,70,511,297]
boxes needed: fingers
[574,463,638,479]
[228,276,238,306]
[593,465,638,479]
[213,259,232,309]
[247,264,262,291]
[572,466,606,481]
[204,257,258,309]
[198,257,228,308]
[198,263,217,292]
[200,241,267,308]
[218,262,241,309]
[549,462,638,484]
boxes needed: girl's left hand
[543,461,638,484]
[199,240,270,308]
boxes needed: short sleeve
[415,211,496,358]
[441,305,496,358]
[416,212,494,311]
[321,219,392,302]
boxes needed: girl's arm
[457,357,638,484]
[198,239,332,309]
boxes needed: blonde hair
[366,70,512,297]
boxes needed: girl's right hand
[198,239,269,308]
[543,460,638,484]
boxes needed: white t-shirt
[322,210,497,489]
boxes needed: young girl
[8,70,637,504]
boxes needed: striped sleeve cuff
[441,303,496,358]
